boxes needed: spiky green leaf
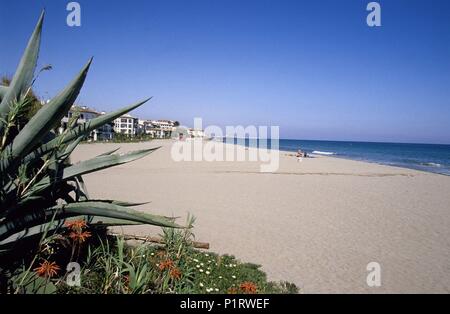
[96,147,121,157]
[0,86,8,101]
[0,201,180,242]
[7,59,92,160]
[0,11,44,128]
[24,147,159,197]
[18,98,150,167]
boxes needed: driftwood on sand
[109,232,210,250]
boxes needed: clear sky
[1,0,450,144]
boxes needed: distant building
[60,106,113,141]
[97,111,114,141]
[150,119,175,130]
[188,128,205,138]
[150,119,177,138]
[60,105,180,141]
[138,119,155,135]
[113,114,138,136]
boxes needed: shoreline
[83,139,448,177]
[234,141,450,177]
[307,153,449,177]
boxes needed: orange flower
[69,230,92,243]
[158,259,174,271]
[227,287,238,294]
[34,260,60,278]
[64,219,87,231]
[170,267,182,280]
[240,281,257,294]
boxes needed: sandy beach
[72,140,450,293]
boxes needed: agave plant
[0,11,178,252]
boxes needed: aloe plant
[0,11,178,252]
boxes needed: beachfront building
[60,106,113,141]
[113,114,139,136]
[149,119,177,138]
[138,119,156,136]
[60,106,180,140]
[97,111,114,141]
[188,128,205,138]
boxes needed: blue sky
[1,0,450,144]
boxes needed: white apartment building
[150,119,176,138]
[138,119,155,135]
[113,114,138,136]
[60,106,113,141]
[151,120,175,130]
[188,128,205,138]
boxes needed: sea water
[224,138,450,175]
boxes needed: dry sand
[71,140,450,293]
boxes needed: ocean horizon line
[219,137,450,147]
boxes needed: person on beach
[296,149,304,162]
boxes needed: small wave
[420,162,442,168]
[312,151,336,156]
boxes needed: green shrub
[0,11,179,291]
[54,216,298,294]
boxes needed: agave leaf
[0,211,67,242]
[11,272,57,294]
[88,216,144,226]
[0,11,178,259]
[44,136,85,195]
[0,201,180,241]
[0,86,8,101]
[7,59,92,161]
[63,147,159,178]
[0,63,94,175]
[25,276,58,294]
[57,135,84,162]
[0,220,64,248]
[17,98,151,168]
[0,216,142,249]
[74,175,89,200]
[0,215,144,249]
[96,147,121,157]
[74,199,150,207]
[98,200,151,207]
[1,136,84,200]
[0,11,44,129]
[49,98,150,150]
[24,147,159,198]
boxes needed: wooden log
[110,233,210,250]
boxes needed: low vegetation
[4,216,297,294]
